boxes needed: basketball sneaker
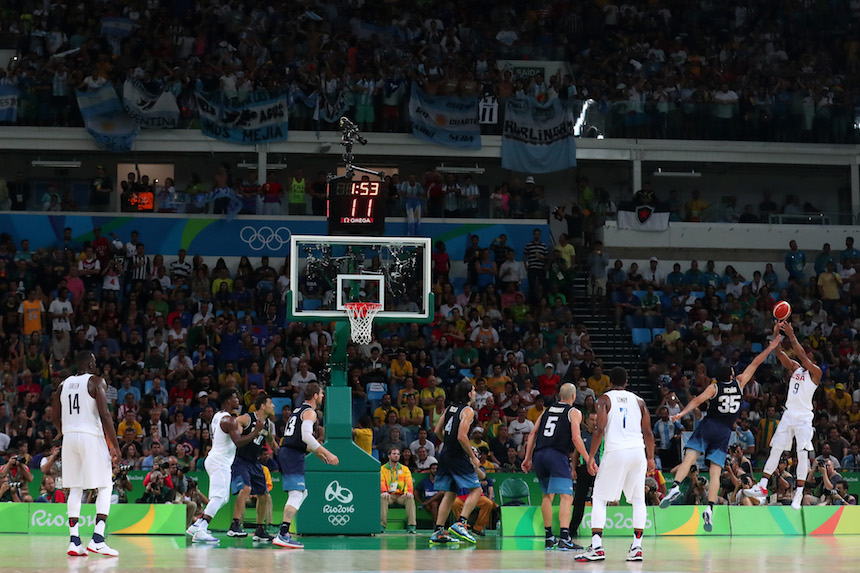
[791,490,804,510]
[574,545,605,562]
[67,541,87,557]
[702,507,713,532]
[86,540,119,557]
[253,527,274,542]
[545,536,557,550]
[626,544,644,562]
[192,528,220,543]
[448,521,476,543]
[227,522,248,537]
[429,530,460,545]
[273,533,304,549]
[185,523,200,537]
[407,525,417,534]
[557,538,584,551]
[742,484,767,498]
[660,485,682,508]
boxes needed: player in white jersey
[187,387,264,542]
[744,321,821,509]
[576,367,655,563]
[52,351,121,557]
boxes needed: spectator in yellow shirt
[485,364,511,397]
[419,376,445,409]
[553,233,576,268]
[587,364,611,396]
[398,394,424,442]
[390,351,414,385]
[380,448,417,533]
[829,383,852,412]
[352,416,375,456]
[848,403,860,424]
[117,410,143,438]
[373,394,395,427]
[526,395,546,423]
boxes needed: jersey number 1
[68,393,80,415]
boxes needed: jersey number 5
[68,393,80,415]
[285,416,297,436]
[543,416,558,437]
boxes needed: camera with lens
[185,476,197,489]
[8,481,21,488]
[160,462,170,471]
[119,464,133,472]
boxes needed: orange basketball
[773,300,792,321]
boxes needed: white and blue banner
[0,84,19,123]
[76,83,139,152]
[195,90,288,144]
[501,97,577,173]
[319,89,349,124]
[101,17,134,52]
[408,84,480,149]
[122,79,180,128]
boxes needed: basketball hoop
[343,302,382,345]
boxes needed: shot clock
[326,179,386,236]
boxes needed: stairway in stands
[570,275,658,412]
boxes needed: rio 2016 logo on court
[324,480,355,526]
[31,509,97,528]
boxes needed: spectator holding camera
[112,463,134,504]
[0,450,33,502]
[140,469,173,504]
[802,458,843,506]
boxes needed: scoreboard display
[326,179,386,236]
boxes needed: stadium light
[652,168,701,178]
[30,160,82,168]
[435,164,485,175]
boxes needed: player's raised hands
[779,320,797,339]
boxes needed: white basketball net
[344,302,382,345]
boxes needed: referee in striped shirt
[129,243,151,291]
[523,229,548,301]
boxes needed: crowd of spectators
[598,234,860,506]
[0,0,858,142]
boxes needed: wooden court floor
[2,533,858,572]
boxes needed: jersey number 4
[67,393,80,415]
[444,416,454,435]
[717,394,741,414]
[543,416,559,437]
[285,417,298,437]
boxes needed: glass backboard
[289,235,432,321]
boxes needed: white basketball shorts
[62,432,112,489]
[204,457,232,500]
[769,409,815,452]
[592,447,647,502]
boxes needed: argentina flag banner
[122,79,180,128]
[408,84,481,149]
[501,97,577,173]
[0,84,18,123]
[76,83,139,152]
[195,90,289,144]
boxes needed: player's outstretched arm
[91,377,120,462]
[781,321,822,383]
[736,333,783,388]
[568,407,589,464]
[639,398,656,472]
[224,413,264,447]
[302,409,339,466]
[521,411,543,472]
[670,384,717,422]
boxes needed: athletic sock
[458,516,467,525]
[795,486,804,497]
[231,518,241,528]
[545,526,553,539]
[591,533,602,549]
[560,527,570,541]
[632,530,643,549]
[672,481,681,490]
[758,477,768,489]
[70,535,81,545]
[69,518,79,540]
[708,501,714,510]
[194,517,205,527]
[93,519,106,543]
[279,522,290,536]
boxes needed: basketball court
[5,533,859,572]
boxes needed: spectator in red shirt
[91,226,112,267]
[478,395,503,423]
[537,363,560,398]
[36,474,66,503]
[168,376,194,406]
[432,241,450,282]
[16,370,41,398]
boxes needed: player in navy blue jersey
[522,383,590,551]
[660,326,782,531]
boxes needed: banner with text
[195,90,289,144]
[501,96,577,173]
[409,84,481,149]
[122,79,180,129]
[76,83,140,152]
[0,84,19,123]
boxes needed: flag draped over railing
[195,89,289,144]
[122,79,180,129]
[501,97,577,173]
[408,84,481,149]
[76,83,139,152]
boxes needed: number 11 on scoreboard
[350,198,374,218]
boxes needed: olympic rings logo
[239,226,291,251]
[325,480,354,504]
[328,515,351,526]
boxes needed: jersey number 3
[285,417,297,436]
[717,394,741,414]
[68,393,80,415]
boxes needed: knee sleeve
[763,448,783,476]
[68,487,83,518]
[590,497,607,530]
[796,453,810,483]
[632,496,647,529]
[95,486,111,515]
[287,490,308,511]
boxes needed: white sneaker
[626,544,643,562]
[186,523,200,536]
[574,546,606,562]
[192,529,220,544]
[702,507,713,532]
[742,484,767,497]
[86,540,119,557]
[67,541,87,557]
[660,486,681,508]
[791,491,803,510]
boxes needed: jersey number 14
[68,393,80,415]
